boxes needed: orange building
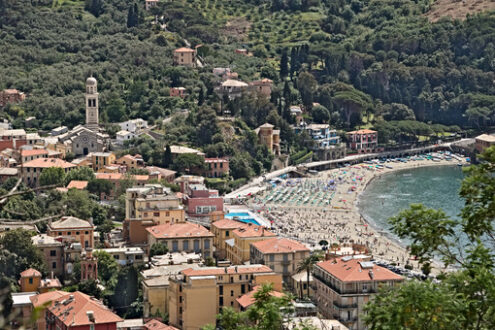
[146,221,214,258]
[225,223,277,265]
[211,219,251,260]
[19,268,62,294]
[255,123,280,155]
[168,265,282,329]
[173,47,196,66]
[19,157,76,187]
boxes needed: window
[52,262,57,269]
[67,232,71,235]
[166,211,170,217]
[193,240,200,252]
[136,255,142,260]
[204,239,210,249]
[219,297,223,306]
[183,241,189,251]
[29,278,33,284]
[219,285,223,295]
[172,241,178,252]
[231,301,234,306]
[241,284,246,294]
[230,277,234,283]
[225,230,229,237]
[230,290,234,297]
[58,232,62,236]
[114,255,120,259]
[85,231,89,234]
[153,212,160,217]
[269,254,275,262]
[50,250,57,257]
[85,240,89,248]
[76,232,80,235]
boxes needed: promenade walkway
[225,138,472,200]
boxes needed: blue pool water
[225,212,261,226]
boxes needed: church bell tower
[85,77,99,131]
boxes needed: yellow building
[115,154,144,170]
[225,223,277,265]
[250,237,310,283]
[255,123,280,155]
[46,216,94,249]
[91,152,116,171]
[211,219,250,260]
[146,221,214,258]
[123,185,186,245]
[142,264,202,318]
[19,268,41,292]
[168,265,282,329]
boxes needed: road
[226,138,473,200]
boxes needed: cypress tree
[280,49,289,79]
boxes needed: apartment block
[225,223,276,265]
[168,265,282,329]
[313,256,403,330]
[250,237,310,283]
[123,184,185,245]
[146,221,214,258]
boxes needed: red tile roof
[95,173,123,180]
[30,290,70,308]
[67,180,88,190]
[316,258,403,283]
[144,319,179,330]
[174,47,195,53]
[20,268,41,278]
[46,291,122,326]
[236,285,285,309]
[146,221,214,239]
[21,158,76,169]
[211,219,250,230]
[346,129,377,135]
[233,224,276,238]
[251,238,309,254]
[182,264,273,277]
[40,277,62,289]
[21,149,48,157]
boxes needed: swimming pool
[225,211,261,226]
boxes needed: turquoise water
[358,165,465,243]
[225,212,261,226]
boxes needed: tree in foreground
[364,147,495,329]
[296,254,323,298]
[203,283,294,330]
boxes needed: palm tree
[296,254,323,299]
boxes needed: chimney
[368,270,374,279]
[89,217,93,225]
[51,271,54,279]
[86,311,95,322]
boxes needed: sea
[358,165,465,245]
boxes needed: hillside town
[2,0,495,329]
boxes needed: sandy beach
[245,155,467,271]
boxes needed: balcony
[314,273,377,295]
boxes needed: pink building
[346,129,379,154]
[202,158,229,178]
[170,87,186,98]
[182,183,223,217]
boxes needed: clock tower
[85,76,99,131]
